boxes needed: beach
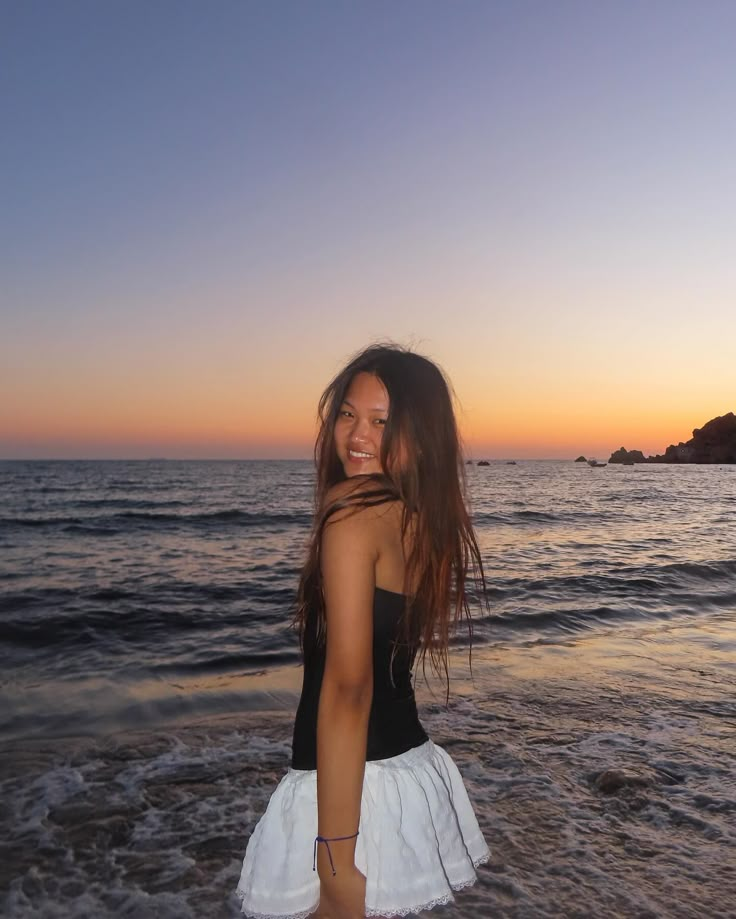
[2,619,735,918]
[1,460,735,917]
[7,4,736,914]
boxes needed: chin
[340,455,382,478]
[344,465,380,478]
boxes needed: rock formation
[648,412,736,464]
[609,447,646,464]
[606,412,736,464]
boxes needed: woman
[237,344,489,919]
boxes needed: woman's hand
[315,865,366,918]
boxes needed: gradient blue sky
[2,1,735,458]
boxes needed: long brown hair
[294,343,486,685]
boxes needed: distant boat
[587,458,607,468]
[477,460,490,466]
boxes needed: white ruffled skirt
[236,740,490,919]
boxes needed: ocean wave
[71,497,191,510]
[458,558,736,642]
[476,603,670,638]
[0,584,298,651]
[153,649,298,675]
[657,558,736,583]
[0,508,313,533]
[491,557,736,600]
[2,556,733,655]
[471,508,625,526]
[473,510,558,525]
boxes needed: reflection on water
[1,667,304,741]
[2,615,734,918]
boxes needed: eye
[339,409,354,418]
[374,418,387,426]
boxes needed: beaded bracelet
[313,831,360,876]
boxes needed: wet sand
[2,615,735,918]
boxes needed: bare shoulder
[320,479,409,596]
[322,475,386,503]
[321,477,400,549]
[322,477,396,520]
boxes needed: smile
[348,449,375,460]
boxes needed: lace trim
[365,894,453,917]
[236,890,319,919]
[365,852,490,917]
[237,852,490,919]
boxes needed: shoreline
[3,615,734,917]
[2,607,734,750]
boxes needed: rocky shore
[608,411,736,464]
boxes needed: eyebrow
[342,398,388,412]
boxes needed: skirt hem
[237,850,490,919]
[365,849,491,917]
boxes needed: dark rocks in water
[595,767,653,793]
[594,763,681,794]
[609,447,646,464]
[477,460,490,466]
[574,455,587,463]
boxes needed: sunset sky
[2,1,734,460]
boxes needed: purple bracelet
[313,831,360,876]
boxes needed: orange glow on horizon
[2,396,728,460]
[2,338,729,460]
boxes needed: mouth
[347,448,375,461]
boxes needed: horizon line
[0,455,580,463]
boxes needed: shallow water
[1,459,735,917]
[2,615,734,918]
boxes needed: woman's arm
[315,503,378,917]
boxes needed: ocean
[1,459,734,918]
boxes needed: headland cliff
[609,412,736,464]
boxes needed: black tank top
[290,586,428,770]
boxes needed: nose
[350,415,371,441]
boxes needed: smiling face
[334,372,389,477]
